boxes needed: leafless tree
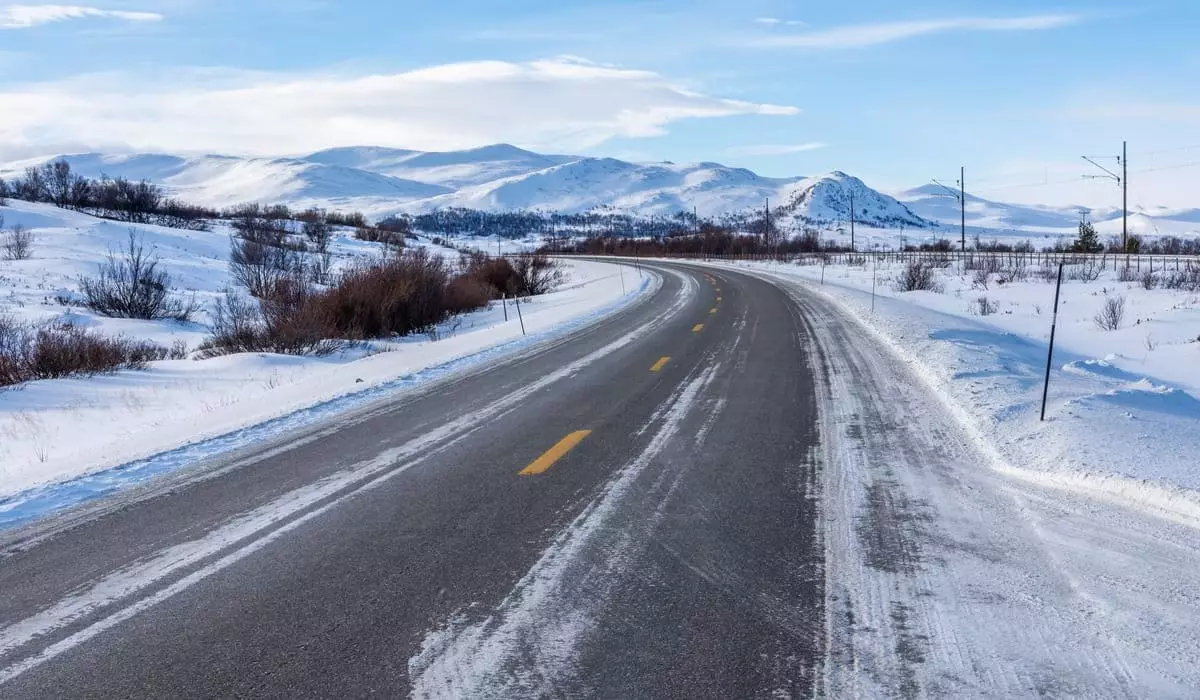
[2,223,34,261]
[80,232,199,320]
[1094,295,1126,331]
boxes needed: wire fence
[628,250,1200,272]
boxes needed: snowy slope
[900,184,1082,231]
[900,184,1200,239]
[303,144,575,189]
[9,146,1192,238]
[1,148,930,225]
[0,153,451,210]
[0,197,651,514]
[779,171,928,228]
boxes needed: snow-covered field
[0,200,650,525]
[700,256,1200,521]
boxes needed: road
[2,260,1198,698]
[0,262,823,698]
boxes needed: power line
[1081,141,1128,254]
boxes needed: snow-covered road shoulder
[695,258,1200,527]
[0,258,656,528]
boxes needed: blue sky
[1,0,1197,208]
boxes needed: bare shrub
[459,252,521,297]
[1163,268,1200,292]
[1036,265,1061,283]
[971,296,1000,316]
[80,232,200,321]
[511,254,566,296]
[0,315,26,386]
[1117,266,1138,283]
[894,261,943,293]
[1140,271,1159,290]
[3,223,34,261]
[972,267,990,290]
[1094,295,1126,331]
[355,227,405,248]
[319,250,450,338]
[198,290,265,357]
[1,317,166,387]
[997,264,1028,284]
[229,234,302,298]
[168,338,189,360]
[1069,258,1103,282]
[445,274,492,314]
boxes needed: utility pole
[960,166,966,253]
[764,198,770,248]
[1082,142,1128,254]
[1123,141,1128,254]
[849,188,856,252]
[931,169,967,251]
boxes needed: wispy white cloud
[0,57,799,158]
[0,4,162,29]
[728,142,827,156]
[752,14,1080,49]
[754,17,806,27]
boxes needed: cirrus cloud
[0,57,799,158]
[727,142,827,156]
[752,14,1080,49]
[0,4,163,29]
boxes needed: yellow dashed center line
[650,356,671,372]
[520,430,593,476]
[709,308,718,314]
[693,323,705,332]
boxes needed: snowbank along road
[0,260,1197,697]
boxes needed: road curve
[0,261,826,698]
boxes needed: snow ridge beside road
[706,258,1200,528]
[0,214,656,528]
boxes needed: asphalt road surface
[7,259,1194,697]
[0,262,826,698]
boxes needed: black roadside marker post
[871,253,877,314]
[502,292,509,322]
[515,297,527,336]
[1040,261,1065,422]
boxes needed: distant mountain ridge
[0,145,936,229]
[5,145,1196,236]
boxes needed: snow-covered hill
[0,153,452,211]
[7,145,1194,238]
[0,146,933,227]
[779,172,927,228]
[899,184,1200,239]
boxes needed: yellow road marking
[650,356,671,372]
[693,323,705,332]
[717,297,723,303]
[709,308,718,314]
[520,430,592,476]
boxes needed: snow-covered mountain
[0,146,934,228]
[0,153,451,210]
[899,184,1200,238]
[779,172,928,228]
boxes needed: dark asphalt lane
[0,261,825,698]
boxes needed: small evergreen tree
[1074,219,1102,253]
